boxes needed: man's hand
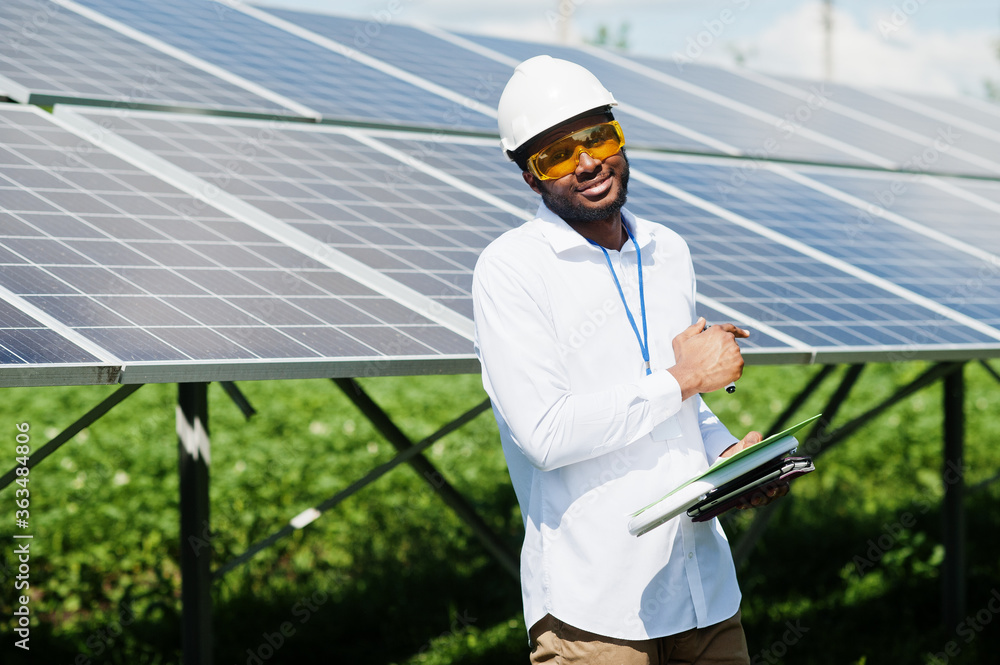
[720,431,790,508]
[720,430,762,458]
[667,317,748,401]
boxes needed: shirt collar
[536,201,652,255]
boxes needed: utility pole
[822,0,834,80]
[557,0,570,44]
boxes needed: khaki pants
[529,610,750,665]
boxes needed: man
[473,55,783,664]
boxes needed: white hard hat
[497,55,618,159]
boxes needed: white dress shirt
[472,202,742,641]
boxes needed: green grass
[0,361,997,664]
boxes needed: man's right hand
[667,317,748,401]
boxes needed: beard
[539,148,630,224]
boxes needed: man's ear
[522,170,544,195]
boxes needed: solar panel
[0,0,293,116]
[262,9,513,112]
[898,92,1000,134]
[455,32,886,166]
[790,167,1000,258]
[627,57,996,177]
[946,176,1000,207]
[70,105,995,361]
[71,0,496,132]
[0,106,475,385]
[254,10,719,154]
[635,58,995,174]
[771,75,1000,177]
[630,155,1000,331]
[0,296,101,366]
[628,58,896,167]
[364,132,1000,356]
[60,107,523,320]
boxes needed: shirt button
[688,552,694,559]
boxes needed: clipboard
[627,414,821,537]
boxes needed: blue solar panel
[632,57,995,177]
[457,33,874,165]
[0,0,291,115]
[67,108,522,320]
[0,106,472,376]
[625,178,996,349]
[772,76,1000,177]
[948,177,1000,207]
[630,156,1000,331]
[72,0,495,131]
[347,132,1000,352]
[379,137,538,213]
[899,92,1000,134]
[0,298,99,365]
[795,167,1000,258]
[264,9,513,110]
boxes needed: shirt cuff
[703,431,740,464]
[639,369,683,426]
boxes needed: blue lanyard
[587,225,651,375]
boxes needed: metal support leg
[178,383,212,665]
[943,364,966,627]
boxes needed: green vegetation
[0,361,997,664]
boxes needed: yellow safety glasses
[527,120,625,180]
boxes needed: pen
[705,321,739,394]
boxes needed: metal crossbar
[0,384,143,492]
[212,391,498,580]
[333,378,519,579]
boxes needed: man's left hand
[719,431,790,507]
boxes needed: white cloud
[734,2,997,96]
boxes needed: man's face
[522,114,629,225]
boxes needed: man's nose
[575,150,602,174]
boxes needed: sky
[254,0,1000,99]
